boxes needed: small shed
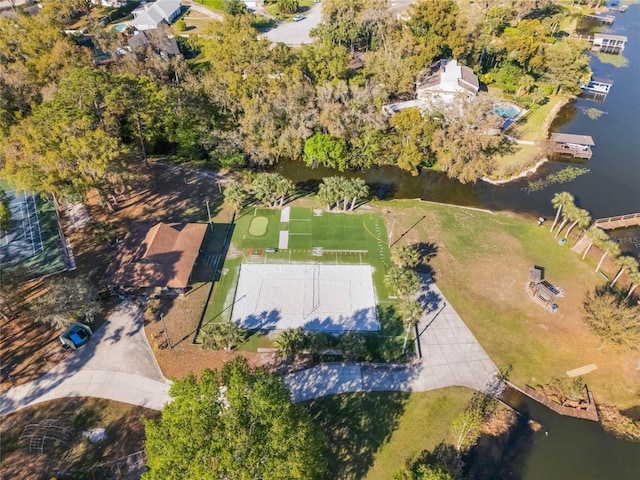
[528,266,543,286]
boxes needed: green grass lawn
[381,199,640,408]
[235,208,281,249]
[265,0,314,20]
[509,95,570,142]
[304,388,473,480]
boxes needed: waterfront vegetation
[0,0,596,201]
[523,166,591,193]
[305,388,474,480]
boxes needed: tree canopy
[143,357,327,480]
[0,0,596,199]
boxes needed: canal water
[274,4,640,254]
[273,6,640,476]
[490,388,640,480]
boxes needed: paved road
[183,0,223,21]
[285,276,499,402]
[261,3,322,46]
[0,300,171,416]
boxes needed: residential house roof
[132,0,181,30]
[416,59,479,96]
[128,28,180,56]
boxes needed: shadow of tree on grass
[304,391,409,480]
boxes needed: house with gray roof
[131,0,182,31]
[384,59,480,117]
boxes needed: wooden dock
[583,13,616,24]
[593,212,640,230]
[521,384,599,421]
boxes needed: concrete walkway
[0,301,171,417]
[1,278,497,415]
[285,276,498,402]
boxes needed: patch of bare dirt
[0,398,159,480]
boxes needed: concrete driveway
[261,2,322,46]
[285,276,499,402]
[0,300,171,417]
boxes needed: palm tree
[318,176,343,211]
[582,228,609,260]
[563,208,591,240]
[595,240,621,273]
[626,269,640,299]
[348,178,369,211]
[401,300,423,352]
[611,255,639,287]
[275,328,307,361]
[200,322,247,351]
[554,204,576,239]
[550,192,574,232]
[392,245,421,269]
[223,183,249,213]
[384,265,421,299]
[275,176,296,208]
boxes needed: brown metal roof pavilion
[101,222,207,289]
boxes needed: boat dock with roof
[548,133,595,159]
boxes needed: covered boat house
[549,133,595,159]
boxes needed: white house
[131,0,182,31]
[384,59,479,116]
[416,59,479,101]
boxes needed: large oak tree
[144,357,327,480]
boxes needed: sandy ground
[231,264,379,332]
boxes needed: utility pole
[205,200,213,230]
[161,313,172,349]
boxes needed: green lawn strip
[509,95,570,141]
[197,0,224,11]
[304,388,473,480]
[290,206,313,220]
[289,218,312,234]
[238,331,275,352]
[201,257,241,328]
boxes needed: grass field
[380,199,640,408]
[201,206,405,356]
[305,388,473,480]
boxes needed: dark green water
[274,5,640,255]
[493,389,640,480]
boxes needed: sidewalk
[1,278,496,414]
[286,277,498,402]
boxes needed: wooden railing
[593,213,640,230]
